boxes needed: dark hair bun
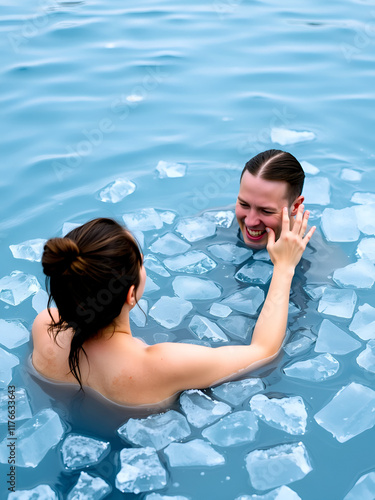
[42,237,83,276]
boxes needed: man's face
[235,171,302,249]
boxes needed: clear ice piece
[0,388,32,423]
[212,378,265,406]
[172,276,221,300]
[175,217,216,242]
[149,233,191,256]
[144,276,160,294]
[333,259,375,289]
[303,284,329,301]
[315,319,361,354]
[284,333,315,357]
[202,210,235,228]
[132,230,145,250]
[0,319,30,349]
[156,160,186,178]
[9,238,46,262]
[343,471,375,500]
[321,207,359,242]
[341,169,362,182]
[314,382,375,442]
[356,340,375,374]
[118,410,191,450]
[164,251,216,274]
[62,222,80,236]
[164,439,225,467]
[349,303,375,340]
[301,160,319,175]
[189,315,228,342]
[180,389,231,428]
[351,192,375,205]
[144,255,170,277]
[99,178,136,203]
[129,298,148,327]
[271,127,315,145]
[355,204,375,235]
[32,289,49,314]
[202,411,258,446]
[209,303,232,317]
[218,315,255,341]
[61,434,110,469]
[250,395,307,435]
[149,296,193,329]
[245,442,312,490]
[123,208,163,231]
[159,210,177,225]
[302,177,330,205]
[235,485,302,499]
[221,286,264,315]
[67,471,111,500]
[283,353,339,382]
[357,238,375,262]
[235,261,273,285]
[8,484,58,500]
[207,243,252,264]
[253,249,272,261]
[115,447,167,494]
[0,271,41,306]
[318,288,357,319]
[0,347,19,389]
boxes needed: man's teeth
[247,229,264,237]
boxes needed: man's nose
[244,209,260,227]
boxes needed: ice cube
[115,447,167,494]
[351,192,375,204]
[283,333,315,357]
[218,315,255,341]
[333,259,375,289]
[175,217,216,242]
[61,434,110,469]
[245,442,312,490]
[9,238,47,262]
[180,389,231,428]
[0,347,19,389]
[0,408,65,467]
[253,249,272,262]
[318,288,357,319]
[235,261,273,285]
[341,169,362,182]
[123,208,163,231]
[98,178,136,203]
[212,378,265,406]
[235,485,302,499]
[315,319,361,354]
[303,284,329,301]
[303,177,330,205]
[8,484,58,500]
[118,410,191,450]
[0,319,30,349]
[62,222,80,236]
[356,340,375,374]
[355,204,375,235]
[159,211,177,225]
[301,160,319,175]
[343,471,375,500]
[209,303,232,318]
[132,230,145,250]
[172,276,221,300]
[149,296,193,329]
[164,439,225,467]
[283,353,339,382]
[314,382,375,442]
[271,128,315,145]
[202,210,235,228]
[0,271,41,306]
[32,289,49,314]
[321,207,359,242]
[67,471,111,500]
[250,394,307,435]
[202,410,258,446]
[130,298,148,327]
[207,243,252,264]
[357,238,375,262]
[349,303,375,340]
[156,160,187,178]
[221,286,264,315]
[145,495,190,500]
[144,255,170,277]
[149,233,191,256]
[164,251,216,274]
[0,388,32,423]
[189,315,228,342]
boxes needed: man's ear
[290,195,304,216]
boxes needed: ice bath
[1,0,375,499]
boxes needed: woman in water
[32,206,315,406]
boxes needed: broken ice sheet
[357,238,375,262]
[303,284,329,301]
[98,178,136,203]
[159,210,177,225]
[235,485,302,499]
[172,276,221,300]
[164,251,216,274]
[321,207,359,242]
[144,275,160,294]
[349,303,375,340]
[0,319,30,349]
[341,169,362,182]
[212,378,265,406]
[123,208,163,231]
[355,204,375,236]
[9,238,46,262]
[118,410,191,450]
[67,471,111,500]
[301,160,319,175]
[209,303,232,317]
[235,261,273,285]
[250,394,307,435]
[189,315,228,342]
[129,298,148,327]
[149,296,193,329]
[283,353,339,382]
[343,470,375,500]
[314,382,375,442]
[0,271,41,306]
[175,217,216,242]
[202,210,235,228]
[207,243,252,265]
[318,288,357,319]
[164,439,225,467]
[283,331,315,357]
[351,192,375,205]
[202,410,258,446]
[144,255,170,277]
[149,233,191,256]
[0,388,32,423]
[221,286,264,315]
[218,315,255,341]
[0,347,19,389]
[61,434,110,470]
[8,484,58,500]
[180,389,231,428]
[156,160,187,178]
[333,259,375,289]
[315,319,361,355]
[271,127,316,145]
[245,442,312,490]
[356,340,375,373]
[302,177,330,205]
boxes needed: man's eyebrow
[237,197,278,211]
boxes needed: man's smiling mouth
[245,227,266,240]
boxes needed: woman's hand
[266,205,316,273]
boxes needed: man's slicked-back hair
[240,150,305,203]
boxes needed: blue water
[1,0,375,498]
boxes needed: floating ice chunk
[343,470,375,500]
[355,204,375,235]
[153,332,172,343]
[159,210,177,225]
[0,388,32,423]
[61,434,110,470]
[212,378,265,406]
[357,238,375,262]
[303,284,329,301]
[149,233,191,256]
[314,382,375,442]
[302,177,330,205]
[164,439,225,467]
[301,160,319,175]
[116,447,166,494]
[318,288,357,319]
[118,410,191,450]
[132,230,145,249]
[99,178,136,203]
[218,315,255,341]
[333,259,375,288]
[245,442,312,490]
[144,255,170,277]
[357,340,375,373]
[207,243,252,264]
[123,208,163,231]
[156,160,187,178]
[221,286,264,315]
[67,471,111,500]
[271,127,315,145]
[349,303,375,340]
[202,411,258,446]
[180,389,231,428]
[351,192,375,205]
[62,222,80,236]
[202,210,235,228]
[284,331,315,357]
[209,303,232,317]
[144,276,160,294]
[0,319,30,349]
[189,315,228,342]
[8,484,58,500]
[253,249,271,261]
[341,169,362,182]
[32,289,49,314]
[283,353,339,381]
[149,296,193,329]
[0,347,19,389]
[315,319,361,354]
[235,485,302,500]
[172,276,221,300]
[235,261,273,285]
[0,271,41,306]
[250,395,307,435]
[321,207,359,242]
[145,495,190,500]
[9,238,46,262]
[0,408,64,467]
[175,217,216,242]
[130,298,148,327]
[164,251,216,274]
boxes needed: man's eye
[239,202,249,208]
[262,210,274,215]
